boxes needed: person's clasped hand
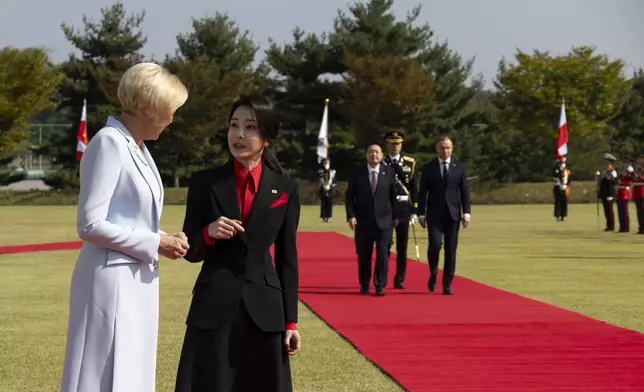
[159,232,189,259]
[208,217,245,240]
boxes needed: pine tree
[41,2,146,189]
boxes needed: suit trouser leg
[355,227,374,287]
[373,228,392,289]
[442,217,460,289]
[427,222,443,279]
[602,199,614,230]
[635,198,644,232]
[561,195,568,218]
[553,189,561,218]
[617,200,629,232]
[394,219,409,282]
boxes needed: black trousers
[602,199,615,231]
[319,192,333,219]
[355,225,392,289]
[175,301,292,392]
[553,188,568,218]
[427,212,460,289]
[389,217,409,283]
[617,200,630,232]
[635,198,644,233]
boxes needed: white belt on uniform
[396,195,409,202]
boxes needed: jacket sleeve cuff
[286,322,297,331]
[202,225,215,247]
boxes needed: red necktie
[241,173,255,223]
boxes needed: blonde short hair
[117,62,188,120]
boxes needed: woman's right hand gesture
[208,217,245,240]
[159,233,189,260]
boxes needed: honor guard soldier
[318,158,337,223]
[597,153,618,231]
[633,155,644,234]
[553,156,571,221]
[616,156,635,233]
[383,130,418,289]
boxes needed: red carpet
[297,232,644,392]
[0,240,82,255]
[4,235,644,390]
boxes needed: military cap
[384,130,404,143]
[604,153,617,162]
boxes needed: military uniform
[318,164,337,222]
[616,158,635,233]
[553,159,571,221]
[382,130,418,289]
[632,158,644,234]
[597,153,617,232]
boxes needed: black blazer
[417,158,471,222]
[345,164,397,230]
[182,160,300,333]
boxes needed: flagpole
[324,98,329,160]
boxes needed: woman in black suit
[175,94,301,392]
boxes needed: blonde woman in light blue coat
[61,63,189,392]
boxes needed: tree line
[1,0,643,189]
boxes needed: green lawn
[1,204,642,392]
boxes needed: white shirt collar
[439,157,451,165]
[368,164,380,173]
[389,154,400,161]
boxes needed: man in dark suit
[346,143,398,296]
[417,136,471,295]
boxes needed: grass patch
[1,204,642,391]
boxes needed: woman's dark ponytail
[261,147,284,175]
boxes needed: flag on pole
[76,99,88,161]
[316,98,330,164]
[556,99,568,160]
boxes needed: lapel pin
[271,189,277,194]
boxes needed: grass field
[1,204,643,392]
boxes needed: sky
[1,0,643,88]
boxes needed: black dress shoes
[360,286,369,294]
[428,276,437,292]
[443,287,453,295]
[394,278,405,289]
[375,288,385,296]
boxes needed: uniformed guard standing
[382,130,418,289]
[597,153,618,232]
[616,156,635,233]
[553,157,572,221]
[632,155,644,234]
[318,158,337,223]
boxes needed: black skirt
[175,300,293,392]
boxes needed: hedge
[0,181,601,206]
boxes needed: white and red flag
[556,100,568,160]
[76,99,88,161]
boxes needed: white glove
[409,214,417,225]
[561,185,567,190]
[606,197,613,201]
[324,185,330,191]
[628,166,634,173]
[611,170,617,178]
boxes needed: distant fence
[6,124,70,173]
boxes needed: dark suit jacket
[345,163,397,230]
[417,158,471,222]
[181,160,300,333]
